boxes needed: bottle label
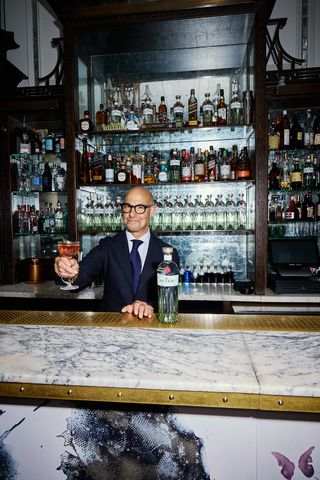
[81,120,90,131]
[285,211,295,220]
[283,129,290,146]
[105,168,114,182]
[157,273,179,287]
[268,133,280,150]
[173,106,184,114]
[194,163,205,175]
[132,164,142,180]
[291,172,302,182]
[230,101,241,109]
[297,132,303,141]
[202,104,213,112]
[170,159,180,167]
[218,108,227,120]
[220,164,231,177]
[314,133,320,145]
[158,171,168,182]
[181,166,192,180]
[143,108,153,116]
[306,207,314,218]
[117,172,126,182]
[303,167,314,174]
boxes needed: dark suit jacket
[75,230,179,312]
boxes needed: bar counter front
[1,311,320,479]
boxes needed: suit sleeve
[74,238,109,290]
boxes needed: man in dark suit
[54,186,179,318]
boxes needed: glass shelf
[78,229,254,235]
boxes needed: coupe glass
[57,240,80,290]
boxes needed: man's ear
[150,204,158,216]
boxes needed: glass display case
[72,11,257,283]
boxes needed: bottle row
[12,199,68,235]
[268,192,320,222]
[268,152,320,190]
[268,108,320,150]
[179,262,235,286]
[78,193,249,233]
[81,81,253,133]
[16,126,65,155]
[10,154,67,193]
[79,140,251,186]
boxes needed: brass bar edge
[0,382,259,410]
[1,383,320,413]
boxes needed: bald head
[124,186,154,205]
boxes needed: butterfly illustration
[272,447,315,479]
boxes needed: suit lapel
[111,230,132,291]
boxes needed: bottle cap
[162,247,173,254]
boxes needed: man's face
[122,188,156,238]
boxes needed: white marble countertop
[0,317,319,400]
[0,281,320,305]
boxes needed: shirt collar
[126,229,151,245]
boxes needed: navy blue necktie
[130,239,143,294]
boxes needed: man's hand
[121,301,154,319]
[54,256,79,279]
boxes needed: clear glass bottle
[169,148,181,183]
[157,247,179,324]
[202,93,213,127]
[229,79,243,125]
[173,95,184,128]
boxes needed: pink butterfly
[272,447,315,479]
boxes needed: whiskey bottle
[104,154,115,184]
[131,148,143,184]
[301,192,315,221]
[220,149,231,180]
[188,89,198,125]
[268,118,281,150]
[42,161,52,192]
[158,96,167,123]
[236,146,250,180]
[274,115,283,147]
[173,95,184,128]
[284,194,297,220]
[268,161,281,190]
[217,89,227,125]
[202,93,213,127]
[229,80,243,125]
[303,156,315,189]
[91,146,104,183]
[290,158,302,190]
[79,110,94,135]
[95,104,105,131]
[290,113,303,149]
[181,149,192,182]
[194,149,206,182]
[207,146,217,182]
[80,138,91,185]
[117,156,130,184]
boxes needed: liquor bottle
[294,195,302,220]
[268,160,281,190]
[181,149,192,182]
[143,95,154,126]
[290,113,304,149]
[202,93,213,127]
[104,154,115,184]
[274,115,283,147]
[284,194,297,220]
[242,90,254,125]
[268,118,281,150]
[280,152,290,190]
[157,155,169,183]
[79,110,94,135]
[315,156,320,188]
[313,110,320,147]
[316,193,320,221]
[42,161,52,192]
[301,192,315,221]
[194,149,206,182]
[207,146,216,182]
[217,89,227,125]
[304,109,314,148]
[173,95,184,128]
[303,155,315,189]
[158,96,167,123]
[80,138,91,185]
[157,246,179,324]
[230,144,238,180]
[131,148,143,184]
[220,149,231,180]
[110,101,122,128]
[19,122,31,154]
[169,148,181,183]
[91,146,104,184]
[229,79,243,125]
[236,146,250,180]
[44,132,54,153]
[188,89,198,125]
[126,106,139,130]
[197,263,205,284]
[116,157,130,184]
[282,110,290,148]
[143,152,155,185]
[95,104,105,131]
[290,158,302,190]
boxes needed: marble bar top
[0,281,320,305]
[0,312,320,411]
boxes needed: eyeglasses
[120,203,153,214]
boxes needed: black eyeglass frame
[120,203,154,214]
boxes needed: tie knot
[131,239,143,251]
